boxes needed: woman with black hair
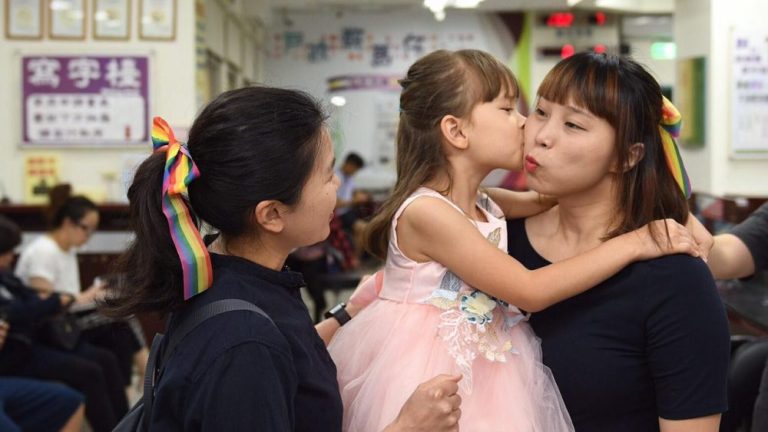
[105,86,463,431]
[14,185,148,395]
[505,52,729,431]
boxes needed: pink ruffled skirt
[328,298,574,432]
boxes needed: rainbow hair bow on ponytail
[152,117,213,300]
[659,96,692,199]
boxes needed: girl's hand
[685,213,713,262]
[348,270,383,312]
[629,218,702,261]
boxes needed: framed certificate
[5,0,43,39]
[93,0,130,40]
[139,0,175,41]
[48,0,85,40]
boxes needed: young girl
[105,86,464,431]
[327,49,701,431]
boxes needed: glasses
[75,222,97,235]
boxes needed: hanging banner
[730,31,768,157]
[21,55,149,147]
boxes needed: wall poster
[731,30,768,158]
[21,55,149,147]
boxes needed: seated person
[335,152,372,259]
[335,152,369,227]
[0,215,128,432]
[13,185,148,390]
[0,319,85,432]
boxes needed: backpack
[113,299,275,431]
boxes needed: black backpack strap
[163,299,275,367]
[141,299,275,430]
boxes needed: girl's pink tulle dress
[328,188,574,432]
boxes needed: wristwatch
[324,302,352,326]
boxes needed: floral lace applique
[436,290,524,393]
[426,270,462,310]
[460,290,496,325]
[422,215,526,393]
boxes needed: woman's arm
[4,294,66,325]
[26,276,55,297]
[398,198,700,312]
[27,276,102,305]
[707,233,755,279]
[315,302,362,345]
[315,272,381,345]
[659,415,720,432]
[485,188,556,219]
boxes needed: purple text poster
[22,55,149,146]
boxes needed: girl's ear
[253,200,286,234]
[440,115,469,150]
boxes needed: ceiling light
[424,0,483,21]
[330,96,347,107]
[454,0,483,8]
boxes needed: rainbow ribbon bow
[659,96,692,199]
[152,117,213,300]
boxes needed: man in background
[708,202,768,432]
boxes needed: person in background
[14,184,148,391]
[335,152,373,262]
[104,86,463,431]
[0,215,128,432]
[708,202,768,432]
[335,152,369,227]
[0,318,85,432]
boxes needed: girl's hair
[47,183,98,229]
[106,87,326,316]
[365,49,519,259]
[537,52,688,238]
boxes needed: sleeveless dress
[328,187,573,432]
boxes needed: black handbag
[113,299,275,432]
[41,312,82,351]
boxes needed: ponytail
[104,153,187,316]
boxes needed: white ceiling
[269,0,674,13]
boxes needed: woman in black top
[500,53,729,431]
[106,87,462,431]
